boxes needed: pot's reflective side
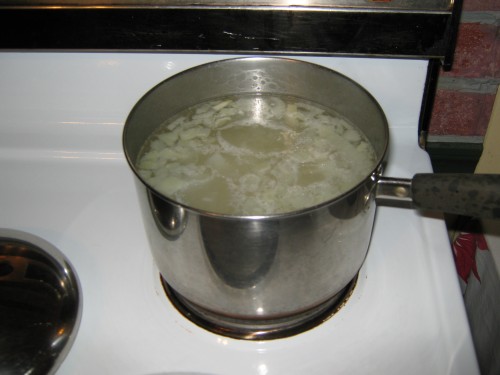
[138,176,376,321]
[124,57,390,330]
[200,216,279,289]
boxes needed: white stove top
[0,53,479,374]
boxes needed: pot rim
[123,56,389,220]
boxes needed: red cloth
[453,231,489,283]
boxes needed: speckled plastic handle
[412,173,500,219]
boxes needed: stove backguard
[0,0,462,147]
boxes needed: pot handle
[376,173,500,219]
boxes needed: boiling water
[136,94,377,215]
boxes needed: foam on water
[137,94,377,215]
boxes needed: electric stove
[0,52,479,374]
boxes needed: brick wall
[427,0,500,141]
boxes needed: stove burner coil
[161,275,356,340]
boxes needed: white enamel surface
[0,53,479,375]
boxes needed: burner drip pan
[161,275,357,340]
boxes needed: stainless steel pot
[123,57,500,339]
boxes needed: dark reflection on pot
[148,191,188,240]
[200,217,279,289]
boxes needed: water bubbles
[136,94,377,215]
